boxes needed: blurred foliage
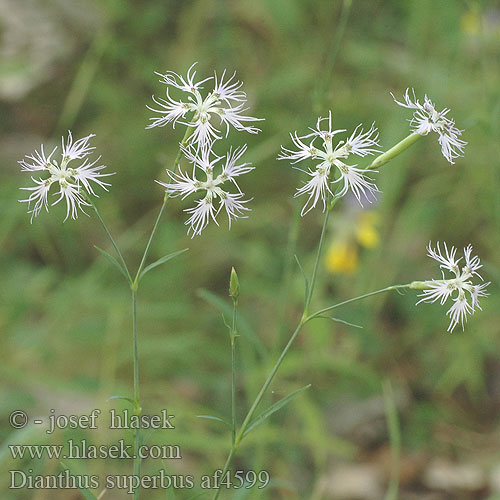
[1,0,499,498]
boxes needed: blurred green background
[1,0,499,498]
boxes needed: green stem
[132,289,141,500]
[305,284,411,321]
[368,133,422,170]
[238,204,332,441]
[133,125,195,288]
[89,198,132,284]
[212,324,305,500]
[212,448,236,500]
[128,125,194,499]
[304,204,331,317]
[132,291,140,405]
[133,194,169,288]
[236,320,304,446]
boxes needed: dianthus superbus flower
[412,242,489,332]
[19,132,112,221]
[147,62,263,148]
[158,144,253,237]
[392,88,467,164]
[278,112,381,215]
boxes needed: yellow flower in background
[326,240,358,274]
[461,9,481,35]
[356,211,379,249]
[325,210,379,275]
[460,5,500,38]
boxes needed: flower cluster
[414,242,489,332]
[19,132,112,221]
[278,112,381,215]
[158,145,253,236]
[149,63,262,235]
[392,88,467,164]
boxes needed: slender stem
[89,198,132,284]
[304,205,331,317]
[368,133,422,170]
[133,427,140,500]
[241,285,410,433]
[238,204,332,443]
[237,320,304,446]
[212,323,305,500]
[128,125,194,499]
[132,289,141,500]
[133,194,169,286]
[132,125,195,289]
[212,448,236,500]
[132,291,140,404]
[305,284,411,321]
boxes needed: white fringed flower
[414,242,489,332]
[19,132,112,221]
[391,88,467,164]
[147,63,263,148]
[158,144,253,237]
[278,112,381,215]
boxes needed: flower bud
[229,267,240,300]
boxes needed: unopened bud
[229,267,240,300]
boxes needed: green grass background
[1,0,499,498]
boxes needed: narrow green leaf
[221,313,232,333]
[294,255,309,305]
[325,316,363,329]
[107,395,137,410]
[60,462,97,500]
[108,395,135,403]
[139,248,188,280]
[94,246,128,280]
[196,415,231,428]
[243,384,311,438]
